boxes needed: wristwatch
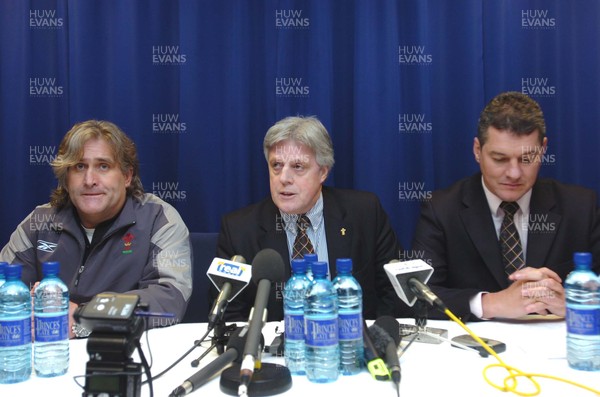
[72,322,92,338]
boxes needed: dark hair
[477,91,546,145]
[50,120,144,208]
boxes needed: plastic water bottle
[283,258,311,375]
[332,258,364,375]
[304,261,339,383]
[303,253,317,280]
[565,252,600,371]
[0,262,6,288]
[34,261,69,377]
[0,264,32,384]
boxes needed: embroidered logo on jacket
[122,233,134,254]
[37,240,57,252]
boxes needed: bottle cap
[5,263,22,279]
[336,258,353,273]
[303,253,317,274]
[573,252,592,269]
[0,261,7,276]
[311,261,328,277]
[291,258,307,274]
[42,261,60,275]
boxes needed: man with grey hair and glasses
[213,115,406,322]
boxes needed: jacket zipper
[73,221,136,287]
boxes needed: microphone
[384,259,449,344]
[383,259,446,311]
[238,248,286,397]
[206,255,251,330]
[170,326,251,397]
[369,317,402,396]
[374,316,401,347]
[362,319,391,381]
[408,278,446,312]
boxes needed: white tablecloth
[3,317,599,397]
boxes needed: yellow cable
[443,308,600,396]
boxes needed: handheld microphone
[238,248,286,397]
[384,260,449,344]
[362,320,391,381]
[370,316,402,396]
[374,316,401,347]
[383,259,446,311]
[170,326,251,397]
[207,255,251,330]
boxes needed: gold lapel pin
[341,228,346,236]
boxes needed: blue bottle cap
[291,258,307,273]
[336,258,353,273]
[573,252,592,269]
[42,261,60,275]
[5,263,23,279]
[311,261,328,277]
[303,253,318,263]
[0,261,7,275]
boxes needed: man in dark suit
[412,92,600,321]
[214,116,405,322]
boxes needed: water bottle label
[305,316,338,347]
[0,318,31,347]
[338,312,362,341]
[285,313,304,341]
[35,313,69,342]
[566,306,600,335]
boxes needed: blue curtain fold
[1,0,598,251]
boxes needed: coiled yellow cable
[443,308,600,396]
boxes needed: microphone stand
[213,320,229,355]
[414,299,428,329]
[191,321,237,367]
[401,299,448,345]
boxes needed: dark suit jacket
[213,186,406,322]
[412,173,600,321]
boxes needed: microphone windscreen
[374,316,402,346]
[250,248,285,284]
[368,324,395,357]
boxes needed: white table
[3,318,599,397]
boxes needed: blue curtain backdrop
[1,0,599,254]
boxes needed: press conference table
[4,318,599,397]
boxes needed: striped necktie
[292,214,314,259]
[499,201,525,275]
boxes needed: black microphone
[370,316,402,396]
[362,319,391,381]
[206,255,251,330]
[238,248,285,397]
[170,326,250,397]
[383,259,446,311]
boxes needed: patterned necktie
[499,201,525,276]
[292,215,314,259]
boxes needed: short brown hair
[477,91,546,145]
